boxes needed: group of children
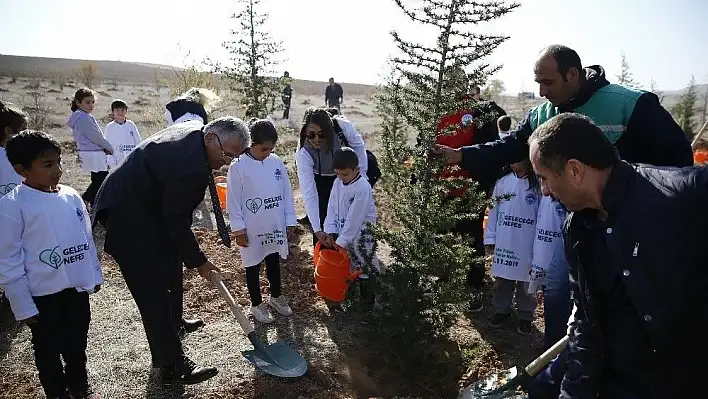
[484,115,567,337]
[66,88,141,209]
[226,117,377,323]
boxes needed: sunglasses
[306,131,327,139]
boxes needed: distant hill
[0,54,379,97]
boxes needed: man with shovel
[528,113,708,399]
[92,116,251,384]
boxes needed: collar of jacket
[575,160,634,224]
[558,65,610,112]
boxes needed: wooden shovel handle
[209,271,254,335]
[525,335,570,376]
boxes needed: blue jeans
[528,243,572,399]
[542,242,572,350]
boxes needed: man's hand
[431,144,463,165]
[24,316,39,327]
[234,230,249,247]
[197,260,221,280]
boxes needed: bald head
[536,45,583,79]
[534,45,584,106]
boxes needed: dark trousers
[245,253,282,306]
[311,174,337,247]
[282,102,291,119]
[452,216,486,289]
[82,171,108,207]
[104,206,185,369]
[30,288,91,397]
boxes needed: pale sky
[1,0,706,92]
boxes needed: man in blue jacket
[528,112,708,399]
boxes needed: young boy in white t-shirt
[321,147,379,273]
[0,131,103,399]
[105,99,141,169]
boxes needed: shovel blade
[458,366,527,399]
[242,340,308,378]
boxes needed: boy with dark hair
[0,131,103,399]
[322,147,378,273]
[105,99,141,169]
[497,115,512,138]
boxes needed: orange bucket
[216,182,227,211]
[694,150,708,165]
[313,242,361,302]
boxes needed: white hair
[203,116,251,147]
[178,87,221,112]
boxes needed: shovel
[210,271,308,378]
[458,335,569,399]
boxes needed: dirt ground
[0,75,547,399]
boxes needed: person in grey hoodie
[67,88,113,209]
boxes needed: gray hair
[203,116,251,147]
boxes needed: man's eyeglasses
[213,134,235,164]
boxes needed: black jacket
[459,66,693,171]
[92,121,210,269]
[325,83,343,104]
[561,161,708,398]
[165,99,208,125]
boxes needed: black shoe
[178,318,204,334]
[489,313,511,328]
[517,320,533,336]
[49,391,71,399]
[468,300,484,313]
[161,359,218,385]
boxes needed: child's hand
[315,231,330,246]
[484,245,495,256]
[234,230,249,247]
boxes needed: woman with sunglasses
[295,107,369,247]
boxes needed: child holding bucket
[484,154,540,335]
[322,147,379,274]
[226,119,297,324]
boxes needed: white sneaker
[250,302,275,323]
[268,295,293,317]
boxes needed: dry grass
[1,75,550,399]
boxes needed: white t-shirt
[227,152,297,267]
[484,172,540,282]
[323,174,378,271]
[0,184,103,320]
[0,147,22,197]
[105,119,141,168]
[529,196,567,292]
[295,116,369,233]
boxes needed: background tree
[482,78,505,101]
[76,60,98,88]
[649,78,665,104]
[617,52,639,88]
[672,75,698,139]
[218,0,284,119]
[371,0,518,367]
